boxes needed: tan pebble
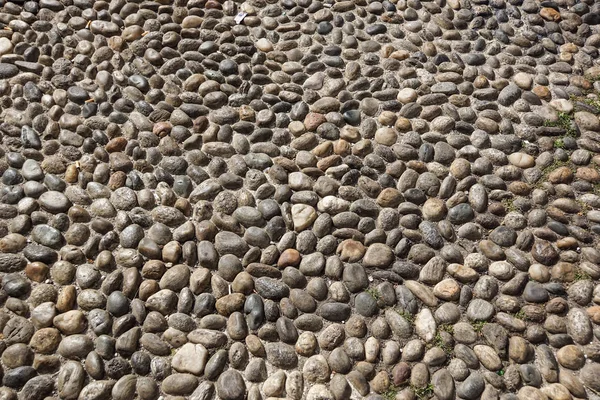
[122,25,144,41]
[540,7,561,21]
[508,182,531,196]
[181,15,203,28]
[256,38,273,52]
[395,117,411,132]
[56,286,77,313]
[587,306,600,324]
[576,167,600,182]
[288,121,305,137]
[340,126,361,142]
[312,141,332,157]
[333,139,351,156]
[556,237,578,250]
[548,166,573,184]
[508,152,535,168]
[390,50,409,60]
[474,76,488,88]
[336,239,366,263]
[374,127,398,146]
[64,164,78,183]
[559,52,573,62]
[381,45,394,58]
[533,86,551,100]
[317,154,341,171]
[378,111,397,126]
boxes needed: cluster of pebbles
[1,0,600,399]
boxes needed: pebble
[216,369,246,400]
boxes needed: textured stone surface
[0,1,599,400]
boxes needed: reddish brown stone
[392,362,411,386]
[278,249,301,268]
[106,137,127,153]
[532,86,551,101]
[26,262,49,283]
[303,113,327,131]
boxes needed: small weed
[553,138,565,149]
[574,269,591,281]
[396,309,414,323]
[544,111,577,137]
[593,183,600,196]
[570,94,600,114]
[577,200,592,214]
[542,159,570,173]
[513,310,526,320]
[536,159,574,188]
[438,324,454,335]
[535,160,562,188]
[583,98,600,114]
[432,333,454,356]
[471,320,487,333]
[412,384,435,400]
[382,385,399,400]
[497,369,505,376]
[365,287,381,300]
[501,198,517,213]
[585,74,600,84]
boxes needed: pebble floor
[1,0,600,399]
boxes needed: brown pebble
[278,249,301,268]
[26,262,49,283]
[56,285,77,313]
[548,166,573,184]
[540,7,561,21]
[108,171,127,189]
[304,113,327,131]
[576,167,600,182]
[64,164,78,183]
[139,280,159,301]
[105,137,127,153]
[532,86,551,100]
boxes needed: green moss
[574,269,591,281]
[365,287,381,300]
[501,198,517,213]
[544,111,577,137]
[382,386,399,400]
[438,324,454,335]
[582,98,600,114]
[432,333,453,356]
[585,74,600,83]
[471,320,487,333]
[553,138,565,149]
[412,384,435,400]
[541,159,570,173]
[570,94,600,115]
[513,310,526,320]
[396,309,414,323]
[536,159,574,188]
